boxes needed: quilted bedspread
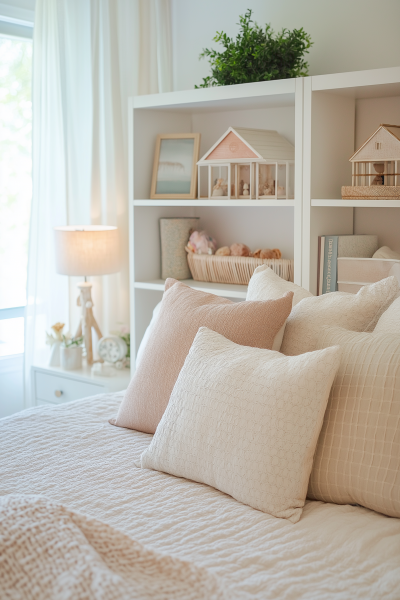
[0,494,225,600]
[1,393,400,599]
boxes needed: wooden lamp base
[74,282,103,365]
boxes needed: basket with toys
[185,231,293,285]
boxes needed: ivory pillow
[247,265,313,306]
[246,266,313,351]
[309,327,400,519]
[374,296,400,335]
[280,276,399,356]
[141,327,341,523]
[114,280,293,434]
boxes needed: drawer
[35,371,104,403]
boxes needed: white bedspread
[1,393,399,599]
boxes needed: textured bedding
[0,495,224,600]
[1,393,400,599]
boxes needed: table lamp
[54,226,121,364]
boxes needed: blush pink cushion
[114,279,293,434]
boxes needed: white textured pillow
[141,327,341,523]
[247,265,313,305]
[281,276,399,356]
[246,266,313,350]
[309,327,400,519]
[374,296,400,335]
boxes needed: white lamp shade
[54,226,121,276]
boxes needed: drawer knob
[54,390,63,398]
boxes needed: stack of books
[317,235,378,295]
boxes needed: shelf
[134,199,295,207]
[312,199,400,208]
[132,79,296,113]
[311,66,400,98]
[134,279,248,299]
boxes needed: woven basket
[342,185,400,200]
[186,250,294,285]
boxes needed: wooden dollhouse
[197,127,295,200]
[342,124,400,199]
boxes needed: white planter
[48,341,62,367]
[60,346,82,370]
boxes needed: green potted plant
[195,9,313,88]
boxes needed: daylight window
[0,36,32,356]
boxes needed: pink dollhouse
[197,127,295,200]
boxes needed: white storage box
[337,257,400,293]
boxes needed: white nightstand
[31,362,131,407]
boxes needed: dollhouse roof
[349,124,400,162]
[198,127,295,163]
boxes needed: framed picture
[150,133,201,199]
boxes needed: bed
[1,392,399,599]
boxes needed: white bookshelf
[302,66,400,294]
[134,279,248,299]
[128,67,400,363]
[129,78,304,365]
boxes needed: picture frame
[150,133,201,199]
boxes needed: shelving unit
[134,279,248,299]
[302,66,400,294]
[128,66,400,364]
[129,78,304,365]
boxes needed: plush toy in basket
[186,230,293,285]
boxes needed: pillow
[136,301,162,369]
[309,327,400,519]
[280,276,399,356]
[374,296,400,335]
[114,280,294,434]
[246,266,313,351]
[141,327,341,523]
[247,265,313,306]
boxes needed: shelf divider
[134,279,248,299]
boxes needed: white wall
[171,0,400,91]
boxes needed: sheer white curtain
[25,0,172,405]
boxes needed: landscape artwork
[155,138,195,194]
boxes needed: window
[0,35,32,356]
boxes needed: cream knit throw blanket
[0,495,226,600]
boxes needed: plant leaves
[196,9,313,88]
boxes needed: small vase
[48,341,62,367]
[60,346,83,370]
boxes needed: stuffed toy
[187,230,217,255]
[215,246,231,256]
[230,243,251,257]
[253,248,282,259]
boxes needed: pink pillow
[113,279,293,433]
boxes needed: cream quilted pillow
[374,296,400,335]
[141,327,341,523]
[309,327,400,519]
[280,276,399,356]
[247,265,313,306]
[246,266,313,351]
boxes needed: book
[317,235,378,295]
